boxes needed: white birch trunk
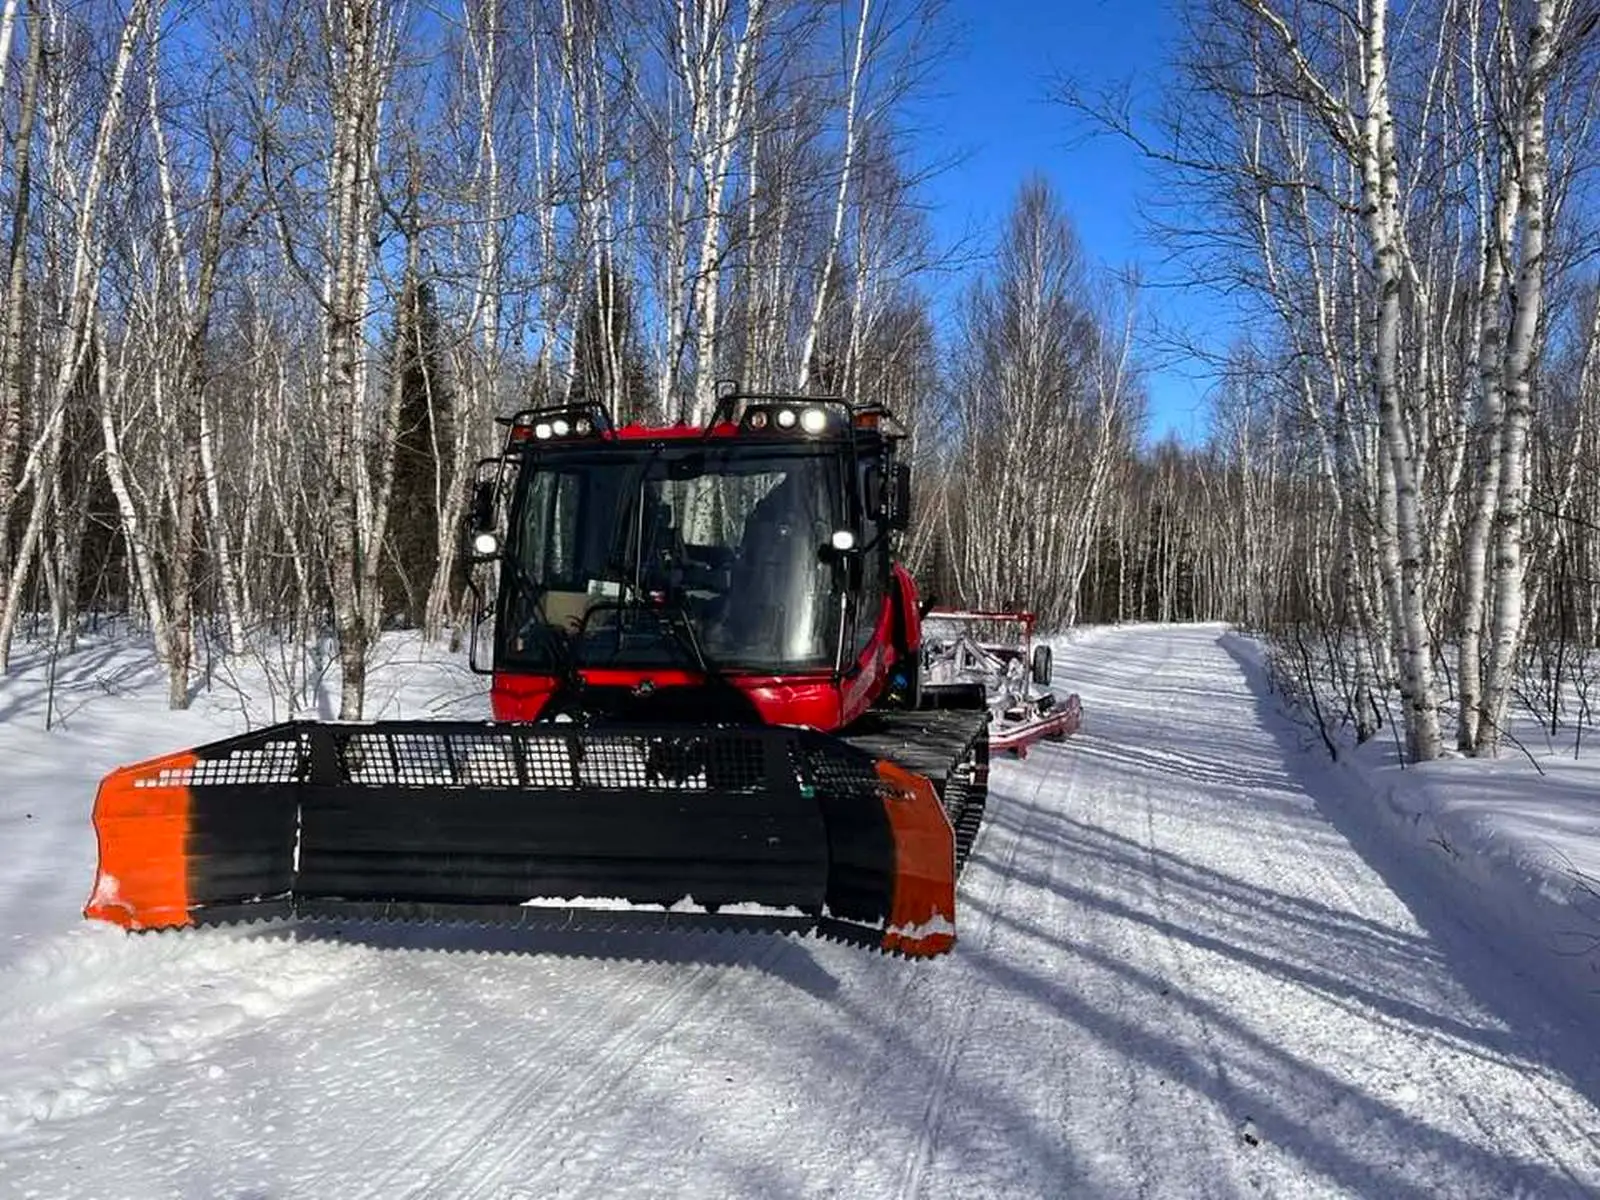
[797,0,870,392]
[1480,0,1565,753]
[1360,0,1440,760]
[686,0,764,422]
[0,0,153,670]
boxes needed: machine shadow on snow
[1217,632,1600,1111]
[244,917,843,996]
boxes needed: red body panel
[612,421,742,440]
[892,562,923,655]
[490,672,558,720]
[490,576,921,730]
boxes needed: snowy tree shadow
[1219,633,1600,1109]
[0,638,159,727]
[948,818,1588,1196]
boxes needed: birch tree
[1478,0,1574,752]
[0,0,155,672]
[0,0,44,665]
[320,0,401,718]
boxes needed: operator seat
[723,473,828,661]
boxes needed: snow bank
[1223,630,1600,1019]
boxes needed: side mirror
[470,479,495,532]
[889,463,912,531]
[863,466,885,520]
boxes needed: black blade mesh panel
[150,723,798,793]
[334,730,531,788]
[795,735,889,804]
[140,723,902,809]
[316,724,778,792]
[148,722,892,802]
[133,729,309,789]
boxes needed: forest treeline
[1055,0,1600,764]
[0,0,1596,766]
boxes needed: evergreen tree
[381,278,453,627]
[570,259,650,423]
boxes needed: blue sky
[911,0,1224,444]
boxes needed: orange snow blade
[84,750,196,930]
[874,759,957,957]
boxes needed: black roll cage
[464,389,906,685]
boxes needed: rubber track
[226,902,917,959]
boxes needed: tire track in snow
[1032,635,1255,1200]
[444,943,790,1200]
[350,939,780,1200]
[891,738,1081,1200]
[363,963,714,1200]
[1127,789,1253,1200]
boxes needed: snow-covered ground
[3,624,1599,1198]
[1242,628,1600,1022]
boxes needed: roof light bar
[738,401,845,437]
[503,401,613,445]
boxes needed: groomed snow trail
[3,624,1600,1198]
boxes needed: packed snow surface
[3,625,1600,1198]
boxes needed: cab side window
[854,460,888,658]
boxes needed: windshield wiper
[655,592,712,677]
[569,592,712,678]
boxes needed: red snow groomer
[85,391,992,957]
[921,610,1082,756]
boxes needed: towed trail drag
[3,625,1600,1198]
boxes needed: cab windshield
[499,444,847,673]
